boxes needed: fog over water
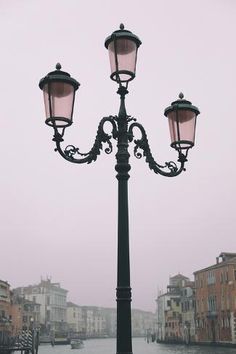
[1,0,236,312]
[38,338,236,354]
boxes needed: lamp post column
[39,24,200,354]
[115,85,132,354]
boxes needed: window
[187,301,190,311]
[196,300,200,312]
[47,296,50,305]
[196,318,200,328]
[220,273,223,283]
[201,298,204,312]
[208,295,217,312]
[221,296,225,310]
[207,270,216,285]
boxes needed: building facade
[66,304,155,339]
[132,309,156,337]
[81,306,106,338]
[14,278,68,335]
[194,252,236,344]
[156,274,195,343]
[180,282,196,343]
[164,290,182,342]
[156,291,172,341]
[0,280,12,335]
[11,293,41,333]
[102,307,116,337]
[67,302,84,337]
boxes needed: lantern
[105,24,142,84]
[39,63,80,128]
[164,93,200,151]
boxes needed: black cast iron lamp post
[39,24,200,354]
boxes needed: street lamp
[39,24,200,354]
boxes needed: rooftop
[194,252,236,274]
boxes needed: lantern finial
[179,92,184,100]
[56,63,62,70]
[120,23,125,30]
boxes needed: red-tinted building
[0,280,12,335]
[194,252,236,344]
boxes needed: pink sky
[1,0,236,312]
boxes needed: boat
[54,337,70,345]
[71,339,84,349]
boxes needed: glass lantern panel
[168,109,196,148]
[108,38,137,82]
[43,82,74,126]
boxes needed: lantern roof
[164,93,200,116]
[39,63,80,90]
[104,24,142,49]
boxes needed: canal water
[38,337,236,354]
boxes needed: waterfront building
[11,294,41,333]
[132,309,156,337]
[81,306,106,338]
[180,282,196,343]
[22,299,41,330]
[67,305,107,338]
[156,291,171,341]
[101,307,155,338]
[10,301,22,335]
[169,274,190,288]
[67,302,85,337]
[14,278,68,335]
[0,280,12,335]
[102,307,116,337]
[156,274,192,342]
[194,252,236,344]
[164,287,182,342]
[67,304,155,339]
[93,308,106,336]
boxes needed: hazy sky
[1,0,236,313]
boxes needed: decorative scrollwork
[53,116,118,164]
[128,122,186,177]
[165,161,178,172]
[64,145,87,158]
[52,112,186,176]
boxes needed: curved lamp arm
[53,116,118,164]
[128,121,187,177]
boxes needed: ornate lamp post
[39,24,200,354]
